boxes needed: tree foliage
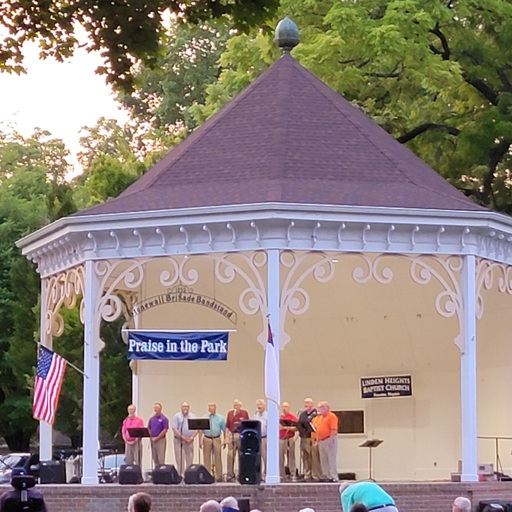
[193,0,512,212]
[0,0,279,91]
[0,131,60,450]
[0,127,136,450]
[118,20,231,139]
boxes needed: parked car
[97,453,125,483]
[0,453,40,484]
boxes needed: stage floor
[3,480,512,512]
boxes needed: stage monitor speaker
[479,501,512,512]
[184,464,214,484]
[239,420,261,485]
[118,464,143,485]
[152,464,181,485]
[39,460,66,484]
[238,498,251,512]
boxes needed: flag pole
[36,341,88,378]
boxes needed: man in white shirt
[252,399,268,474]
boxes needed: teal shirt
[203,413,226,437]
[341,482,395,512]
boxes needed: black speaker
[39,460,66,484]
[479,501,512,512]
[118,464,143,485]
[238,498,251,512]
[184,464,214,484]
[239,419,261,484]
[152,464,182,484]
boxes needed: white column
[39,278,53,461]
[266,249,280,484]
[460,254,478,482]
[82,260,101,484]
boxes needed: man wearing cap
[0,468,48,512]
[339,481,398,512]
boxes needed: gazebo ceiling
[77,53,482,217]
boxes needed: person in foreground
[350,505,369,512]
[200,500,222,512]
[0,468,48,512]
[220,496,239,512]
[339,481,398,512]
[128,492,152,512]
[452,497,471,512]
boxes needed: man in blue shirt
[340,481,398,512]
[171,401,197,475]
[200,402,226,482]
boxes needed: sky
[0,41,129,172]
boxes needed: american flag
[33,346,67,425]
[264,321,280,406]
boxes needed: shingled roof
[77,52,483,217]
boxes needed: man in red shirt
[224,399,249,481]
[122,404,145,466]
[279,402,298,481]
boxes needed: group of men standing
[121,397,339,482]
[282,398,339,482]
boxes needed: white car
[97,454,126,483]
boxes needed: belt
[204,435,220,439]
[368,505,395,511]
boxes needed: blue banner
[126,331,229,361]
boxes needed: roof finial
[274,17,299,53]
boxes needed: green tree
[74,118,148,209]
[194,0,512,212]
[0,156,51,450]
[0,0,279,91]
[54,310,131,449]
[0,128,77,450]
[118,20,231,140]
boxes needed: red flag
[265,322,280,406]
[33,346,67,425]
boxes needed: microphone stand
[180,417,184,476]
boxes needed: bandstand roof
[17,35,512,276]
[78,53,482,216]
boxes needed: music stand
[188,419,211,431]
[128,427,151,439]
[188,419,211,467]
[359,439,383,480]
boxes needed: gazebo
[17,19,512,485]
